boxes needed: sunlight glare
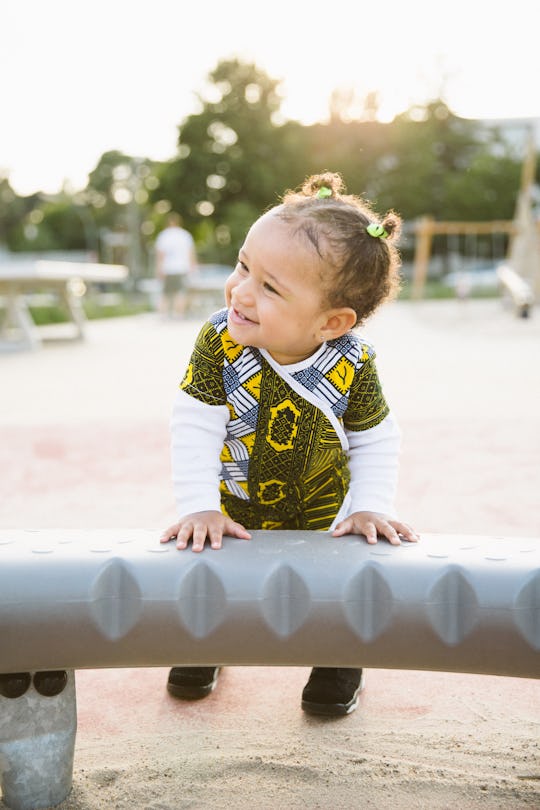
[2,0,539,195]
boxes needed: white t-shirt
[155,226,195,275]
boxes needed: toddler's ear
[320,308,357,341]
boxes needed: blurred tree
[3,191,54,252]
[300,118,393,201]
[25,198,87,251]
[153,58,307,263]
[371,101,479,219]
[6,192,99,254]
[0,177,27,248]
[86,151,160,273]
[373,100,521,222]
[443,132,521,221]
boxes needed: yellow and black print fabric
[180,309,389,531]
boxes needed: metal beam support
[0,671,76,810]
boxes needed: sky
[1,0,539,196]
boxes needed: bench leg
[0,295,42,351]
[0,671,76,810]
[59,286,86,341]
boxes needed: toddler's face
[225,211,331,365]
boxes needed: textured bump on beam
[343,564,394,642]
[90,559,143,641]
[514,571,540,650]
[176,562,227,638]
[260,564,311,638]
[426,567,480,646]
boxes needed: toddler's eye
[236,260,249,274]
[263,282,277,294]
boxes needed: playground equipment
[411,218,516,299]
[411,135,539,312]
[496,264,534,317]
[502,133,540,313]
[0,529,538,810]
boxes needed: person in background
[155,212,198,317]
[160,171,419,717]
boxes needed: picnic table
[0,260,128,350]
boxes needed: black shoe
[301,667,365,716]
[0,672,31,699]
[33,670,68,697]
[167,666,220,700]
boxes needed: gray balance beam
[0,529,538,676]
[0,529,538,810]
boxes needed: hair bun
[380,213,401,241]
[302,172,345,198]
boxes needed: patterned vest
[180,309,389,531]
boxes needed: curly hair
[276,171,402,325]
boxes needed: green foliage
[85,151,161,270]
[28,294,151,325]
[0,178,27,245]
[39,201,86,249]
[398,279,499,301]
[373,102,483,218]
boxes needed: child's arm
[333,412,418,544]
[170,389,226,514]
[161,389,251,551]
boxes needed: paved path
[1,299,539,809]
[2,298,539,537]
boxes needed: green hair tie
[316,186,332,199]
[366,222,389,239]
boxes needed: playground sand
[0,299,539,809]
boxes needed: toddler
[160,171,418,716]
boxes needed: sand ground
[0,298,539,809]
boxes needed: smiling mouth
[230,307,257,325]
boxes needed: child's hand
[160,511,251,552]
[332,511,419,546]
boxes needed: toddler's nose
[232,276,254,305]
